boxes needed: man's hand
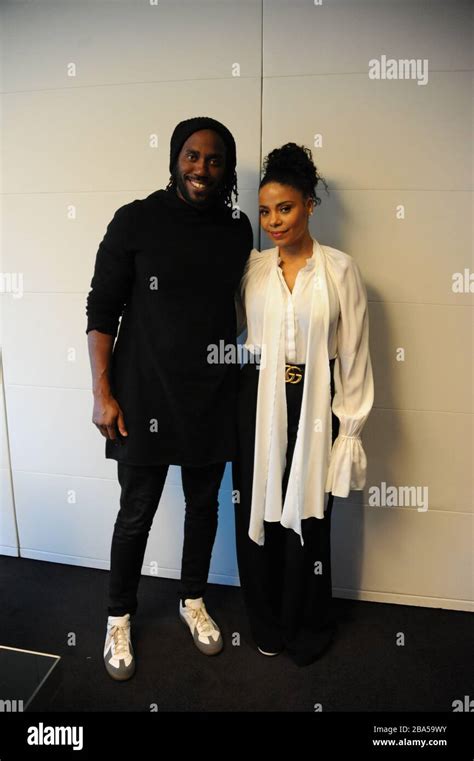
[87,330,127,441]
[92,393,128,441]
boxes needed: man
[86,117,253,680]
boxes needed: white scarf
[248,238,333,546]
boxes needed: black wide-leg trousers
[108,460,226,616]
[232,359,339,666]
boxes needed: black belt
[242,360,333,383]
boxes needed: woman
[232,143,374,667]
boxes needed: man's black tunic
[86,188,253,466]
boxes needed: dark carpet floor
[1,556,472,712]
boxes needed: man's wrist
[93,380,112,399]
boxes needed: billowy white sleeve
[325,256,374,497]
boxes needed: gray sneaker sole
[104,647,136,681]
[179,611,223,655]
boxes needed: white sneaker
[179,598,223,655]
[103,613,136,680]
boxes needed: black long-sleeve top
[86,188,253,466]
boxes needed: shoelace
[190,606,215,636]
[110,624,130,658]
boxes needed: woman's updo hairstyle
[259,142,329,207]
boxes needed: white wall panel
[2,0,262,91]
[368,301,472,414]
[363,408,473,515]
[300,191,473,308]
[332,503,473,610]
[262,73,471,191]
[3,79,261,193]
[262,0,472,75]
[0,357,18,555]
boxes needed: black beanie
[168,116,236,178]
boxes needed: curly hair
[260,142,329,206]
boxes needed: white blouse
[275,249,339,363]
[235,238,375,545]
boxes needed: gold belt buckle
[285,364,303,384]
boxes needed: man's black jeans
[108,461,227,616]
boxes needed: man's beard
[175,172,223,209]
